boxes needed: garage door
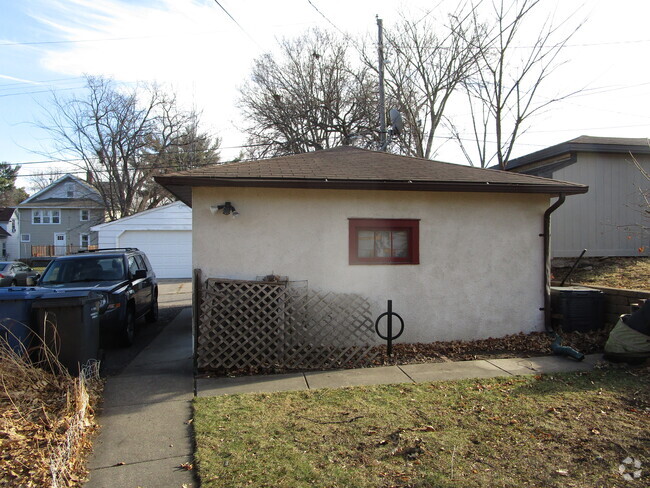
[119,230,192,279]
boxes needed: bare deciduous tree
[628,153,650,242]
[239,29,378,158]
[448,0,581,168]
[39,75,220,220]
[372,7,482,159]
[27,168,67,192]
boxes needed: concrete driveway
[100,279,192,376]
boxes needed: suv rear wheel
[145,297,158,323]
[120,308,136,347]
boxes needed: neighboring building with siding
[16,174,105,258]
[506,136,650,258]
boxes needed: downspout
[542,194,585,361]
[542,194,565,332]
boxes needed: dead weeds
[0,343,102,487]
[553,256,649,290]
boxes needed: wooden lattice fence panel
[283,288,379,370]
[197,278,380,372]
[197,279,288,371]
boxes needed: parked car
[38,248,158,346]
[0,261,40,287]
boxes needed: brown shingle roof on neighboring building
[155,146,587,206]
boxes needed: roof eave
[155,175,587,208]
[507,141,650,170]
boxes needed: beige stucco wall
[193,186,549,343]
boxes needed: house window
[80,233,90,248]
[349,219,420,265]
[1,242,5,257]
[11,219,15,233]
[80,209,89,221]
[66,183,74,198]
[32,209,60,224]
[21,234,30,242]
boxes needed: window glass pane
[42,213,50,224]
[33,211,40,224]
[80,210,89,221]
[392,231,409,257]
[357,230,374,258]
[374,231,392,257]
[128,256,139,275]
[52,210,60,223]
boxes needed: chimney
[86,170,94,185]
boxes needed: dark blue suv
[38,248,158,346]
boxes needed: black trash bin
[0,288,46,354]
[550,286,604,332]
[32,290,102,375]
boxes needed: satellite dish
[389,108,404,136]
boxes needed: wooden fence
[196,278,380,373]
[31,245,98,257]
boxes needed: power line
[212,0,262,49]
[0,85,88,98]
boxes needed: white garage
[91,202,192,279]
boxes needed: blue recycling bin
[0,288,46,354]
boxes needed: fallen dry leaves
[0,344,102,487]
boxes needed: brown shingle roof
[155,146,587,206]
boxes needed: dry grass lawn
[553,257,649,290]
[194,366,650,488]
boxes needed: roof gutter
[542,194,566,332]
[154,175,587,195]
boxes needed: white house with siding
[156,146,587,343]
[91,201,192,279]
[506,136,650,258]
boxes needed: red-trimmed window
[349,219,419,265]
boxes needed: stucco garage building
[156,147,587,343]
[91,202,191,279]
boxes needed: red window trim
[348,218,420,265]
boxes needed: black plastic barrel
[32,290,102,375]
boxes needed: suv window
[128,256,139,277]
[41,256,126,283]
[135,255,147,271]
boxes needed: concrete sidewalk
[86,307,195,488]
[196,352,601,397]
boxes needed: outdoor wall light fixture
[210,201,239,217]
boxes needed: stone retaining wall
[576,285,649,325]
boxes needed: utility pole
[377,16,387,151]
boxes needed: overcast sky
[2,0,650,189]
